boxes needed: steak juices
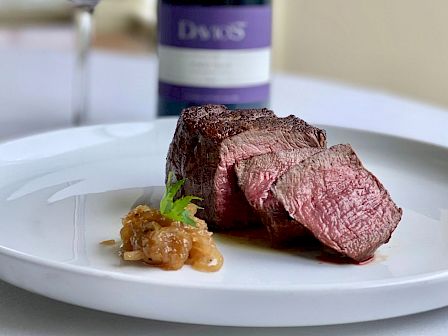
[166,105,402,262]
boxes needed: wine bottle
[157,0,272,116]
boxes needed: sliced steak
[235,148,323,245]
[272,144,403,261]
[166,104,327,230]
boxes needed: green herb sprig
[159,172,202,227]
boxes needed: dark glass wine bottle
[157,0,272,116]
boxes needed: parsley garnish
[160,172,202,227]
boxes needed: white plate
[0,119,447,327]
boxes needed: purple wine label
[158,4,271,104]
[159,82,270,104]
[159,4,271,50]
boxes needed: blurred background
[273,0,448,109]
[1,0,447,138]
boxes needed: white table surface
[1,43,448,335]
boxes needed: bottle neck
[160,0,271,6]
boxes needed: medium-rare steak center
[272,144,403,261]
[235,147,323,245]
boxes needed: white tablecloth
[1,45,448,335]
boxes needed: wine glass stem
[73,8,93,126]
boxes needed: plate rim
[0,118,447,151]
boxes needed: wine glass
[69,0,101,126]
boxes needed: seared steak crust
[166,104,327,230]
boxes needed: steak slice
[166,104,327,230]
[235,148,323,245]
[272,144,403,261]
